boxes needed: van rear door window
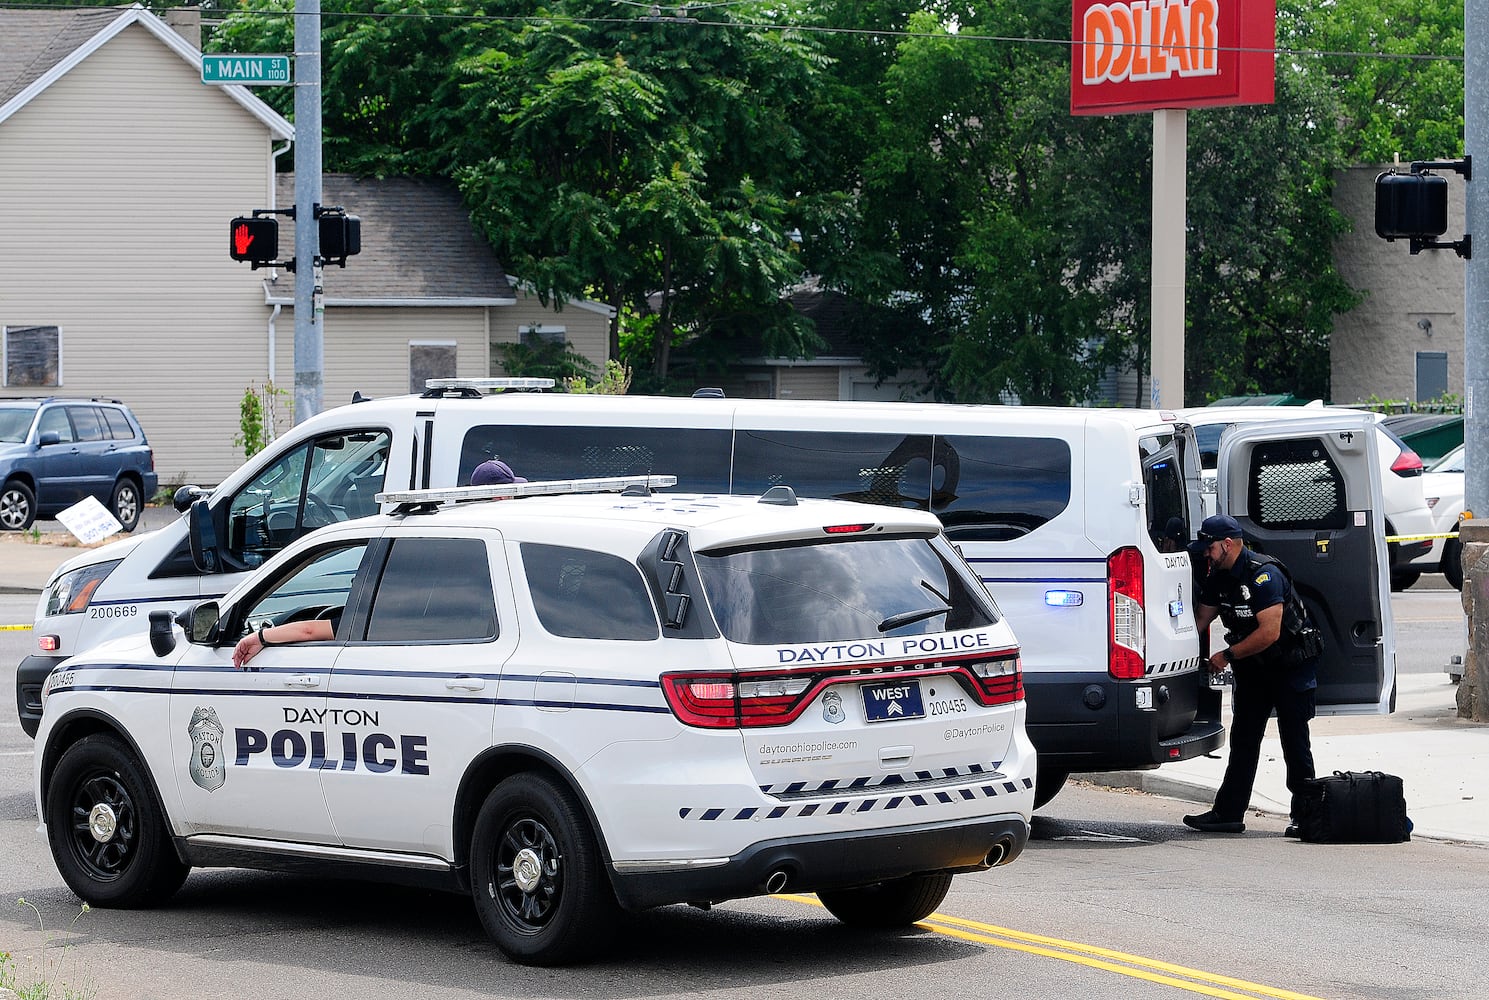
[460,425,731,492]
[1248,437,1348,530]
[931,435,1071,541]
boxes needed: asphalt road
[2,589,1484,1000]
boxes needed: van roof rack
[377,475,678,513]
[421,377,555,399]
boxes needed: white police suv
[33,477,1034,965]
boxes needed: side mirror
[38,431,60,447]
[180,601,222,645]
[173,485,205,513]
[188,498,219,573]
[148,609,177,657]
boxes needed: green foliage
[494,337,599,384]
[1353,392,1464,414]
[565,360,633,395]
[232,381,290,460]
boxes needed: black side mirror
[38,431,60,447]
[188,498,219,573]
[148,610,177,657]
[173,485,205,513]
[181,601,222,645]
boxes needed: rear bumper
[608,813,1029,911]
[15,654,61,739]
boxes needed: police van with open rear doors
[17,382,1396,808]
[34,476,1033,964]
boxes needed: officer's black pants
[1212,662,1316,822]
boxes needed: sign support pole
[1459,3,1487,719]
[292,0,323,423]
[1151,109,1187,408]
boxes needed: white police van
[18,383,1396,806]
[33,478,1033,964]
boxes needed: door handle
[445,676,486,691]
[283,674,321,688]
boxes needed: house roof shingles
[0,7,126,106]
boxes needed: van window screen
[1247,438,1348,530]
[732,431,932,508]
[365,537,496,643]
[521,543,659,640]
[931,435,1071,541]
[460,425,731,492]
[696,534,998,645]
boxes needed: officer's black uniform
[1201,547,1318,822]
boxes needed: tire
[1389,570,1420,592]
[45,734,189,907]
[1,479,36,531]
[818,872,953,928]
[1033,768,1069,809]
[469,773,618,965]
[111,478,143,532]
[1443,534,1464,591]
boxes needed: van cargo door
[1218,416,1394,714]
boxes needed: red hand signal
[233,223,255,256]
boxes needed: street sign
[201,54,291,86]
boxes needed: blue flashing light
[1045,590,1084,607]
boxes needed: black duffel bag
[1295,771,1411,844]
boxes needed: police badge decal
[188,706,226,791]
[822,689,845,725]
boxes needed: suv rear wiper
[878,604,951,633]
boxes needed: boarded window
[409,342,457,394]
[4,326,61,387]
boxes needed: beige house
[1,6,610,486]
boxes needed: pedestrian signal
[319,213,362,265]
[229,217,279,263]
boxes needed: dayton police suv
[33,477,1034,965]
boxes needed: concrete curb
[1078,770,1293,821]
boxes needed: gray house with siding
[0,5,609,485]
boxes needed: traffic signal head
[229,216,279,263]
[1374,171,1448,241]
[319,213,362,262]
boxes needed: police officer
[1182,514,1318,835]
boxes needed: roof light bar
[377,475,678,507]
[423,377,555,391]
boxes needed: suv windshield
[0,403,39,443]
[695,534,999,645]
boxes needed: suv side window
[101,407,135,440]
[521,543,659,640]
[69,406,106,442]
[364,537,497,643]
[37,406,73,443]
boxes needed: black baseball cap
[1196,514,1244,543]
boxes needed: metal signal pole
[292,0,323,422]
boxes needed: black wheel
[1389,570,1420,592]
[1033,768,1069,809]
[1,479,36,531]
[111,478,142,532]
[470,773,618,965]
[45,735,188,907]
[818,872,953,928]
[1443,533,1464,591]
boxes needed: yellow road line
[0,623,32,631]
[779,894,1329,1000]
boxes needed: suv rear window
[695,534,999,645]
[521,543,659,640]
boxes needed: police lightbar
[377,475,678,509]
[423,377,555,391]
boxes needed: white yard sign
[56,496,123,545]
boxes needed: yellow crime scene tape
[1386,532,1458,543]
[1,623,33,631]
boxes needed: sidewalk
[1085,671,1489,844]
[0,508,177,594]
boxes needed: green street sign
[201,54,291,86]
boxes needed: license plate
[860,679,925,723]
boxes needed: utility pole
[1460,1,1488,720]
[292,0,323,423]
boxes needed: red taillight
[966,655,1024,705]
[1107,546,1146,680]
[823,523,873,534]
[38,634,60,652]
[1391,448,1424,477]
[660,674,740,728]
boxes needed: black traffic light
[229,216,279,263]
[319,213,362,265]
[1374,171,1447,241]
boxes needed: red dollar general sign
[1070,0,1275,115]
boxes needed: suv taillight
[1390,448,1424,477]
[1107,546,1146,680]
[661,651,1022,729]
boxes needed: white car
[1184,405,1434,590]
[1412,444,1466,589]
[33,478,1034,965]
